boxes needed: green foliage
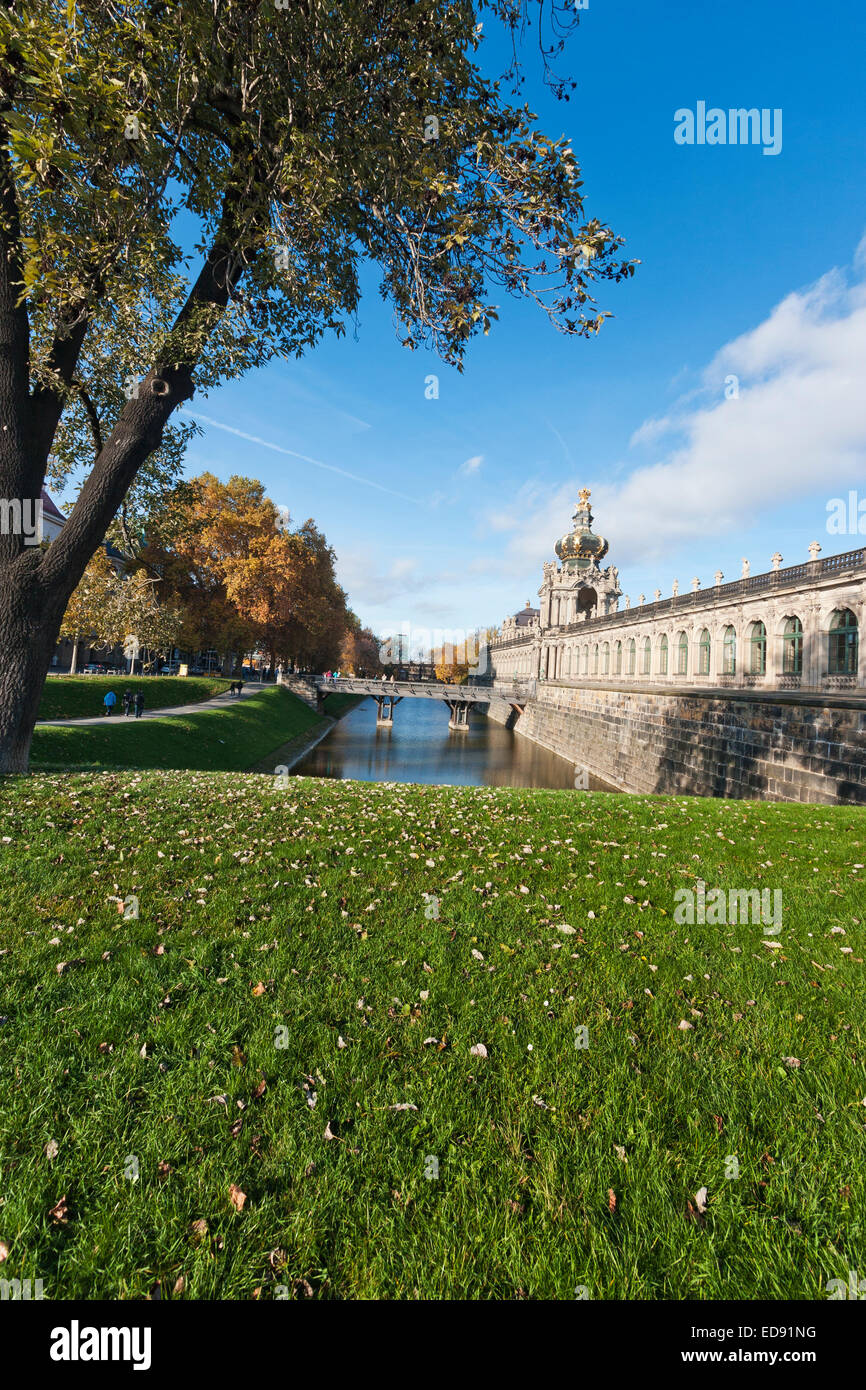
[3,0,634,499]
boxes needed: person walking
[236,677,244,696]
[122,689,133,717]
[103,689,117,716]
[134,691,144,719]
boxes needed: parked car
[82,663,105,674]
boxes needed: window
[722,625,736,675]
[782,617,803,674]
[627,639,636,675]
[676,631,688,676]
[642,637,651,675]
[614,641,622,675]
[602,642,610,675]
[749,620,767,675]
[583,645,590,676]
[829,609,858,675]
[658,634,668,675]
[592,643,599,675]
[698,628,711,676]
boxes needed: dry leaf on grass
[49,1195,70,1225]
[608,1189,617,1213]
[228,1183,247,1212]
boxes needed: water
[293,695,615,790]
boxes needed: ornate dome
[555,488,609,570]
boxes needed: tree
[0,0,634,769]
[340,616,383,677]
[58,547,123,674]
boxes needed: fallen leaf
[45,1139,59,1160]
[228,1183,247,1212]
[695,1185,709,1214]
[608,1188,617,1213]
[49,1195,70,1226]
[469,1043,488,1057]
[0,1240,8,1263]
[252,981,266,996]
[189,1219,209,1245]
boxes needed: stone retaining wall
[487,682,866,803]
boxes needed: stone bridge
[280,674,536,730]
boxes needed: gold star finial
[577,487,591,508]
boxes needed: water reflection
[293,696,615,790]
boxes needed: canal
[293,695,615,790]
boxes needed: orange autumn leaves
[138,473,355,670]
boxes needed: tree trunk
[70,637,79,675]
[0,555,68,772]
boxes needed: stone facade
[486,682,866,804]
[490,495,864,696]
[486,493,866,802]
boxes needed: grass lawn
[0,771,863,1299]
[31,686,325,773]
[39,675,231,721]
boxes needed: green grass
[0,772,863,1299]
[39,675,230,721]
[31,686,322,773]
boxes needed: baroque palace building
[489,489,864,694]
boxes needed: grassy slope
[0,772,863,1299]
[31,686,323,773]
[39,675,231,721]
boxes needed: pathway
[37,684,263,727]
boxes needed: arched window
[783,616,803,674]
[676,631,688,676]
[614,641,622,675]
[592,643,599,675]
[722,625,737,675]
[602,642,610,675]
[749,620,767,675]
[658,634,668,675]
[627,638,636,675]
[698,628,711,676]
[642,637,651,675]
[583,645,589,675]
[564,647,571,676]
[829,609,858,675]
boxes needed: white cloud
[459,454,484,476]
[496,237,866,573]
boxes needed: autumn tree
[58,547,123,674]
[0,0,634,769]
[340,615,383,677]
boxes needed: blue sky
[177,0,866,647]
